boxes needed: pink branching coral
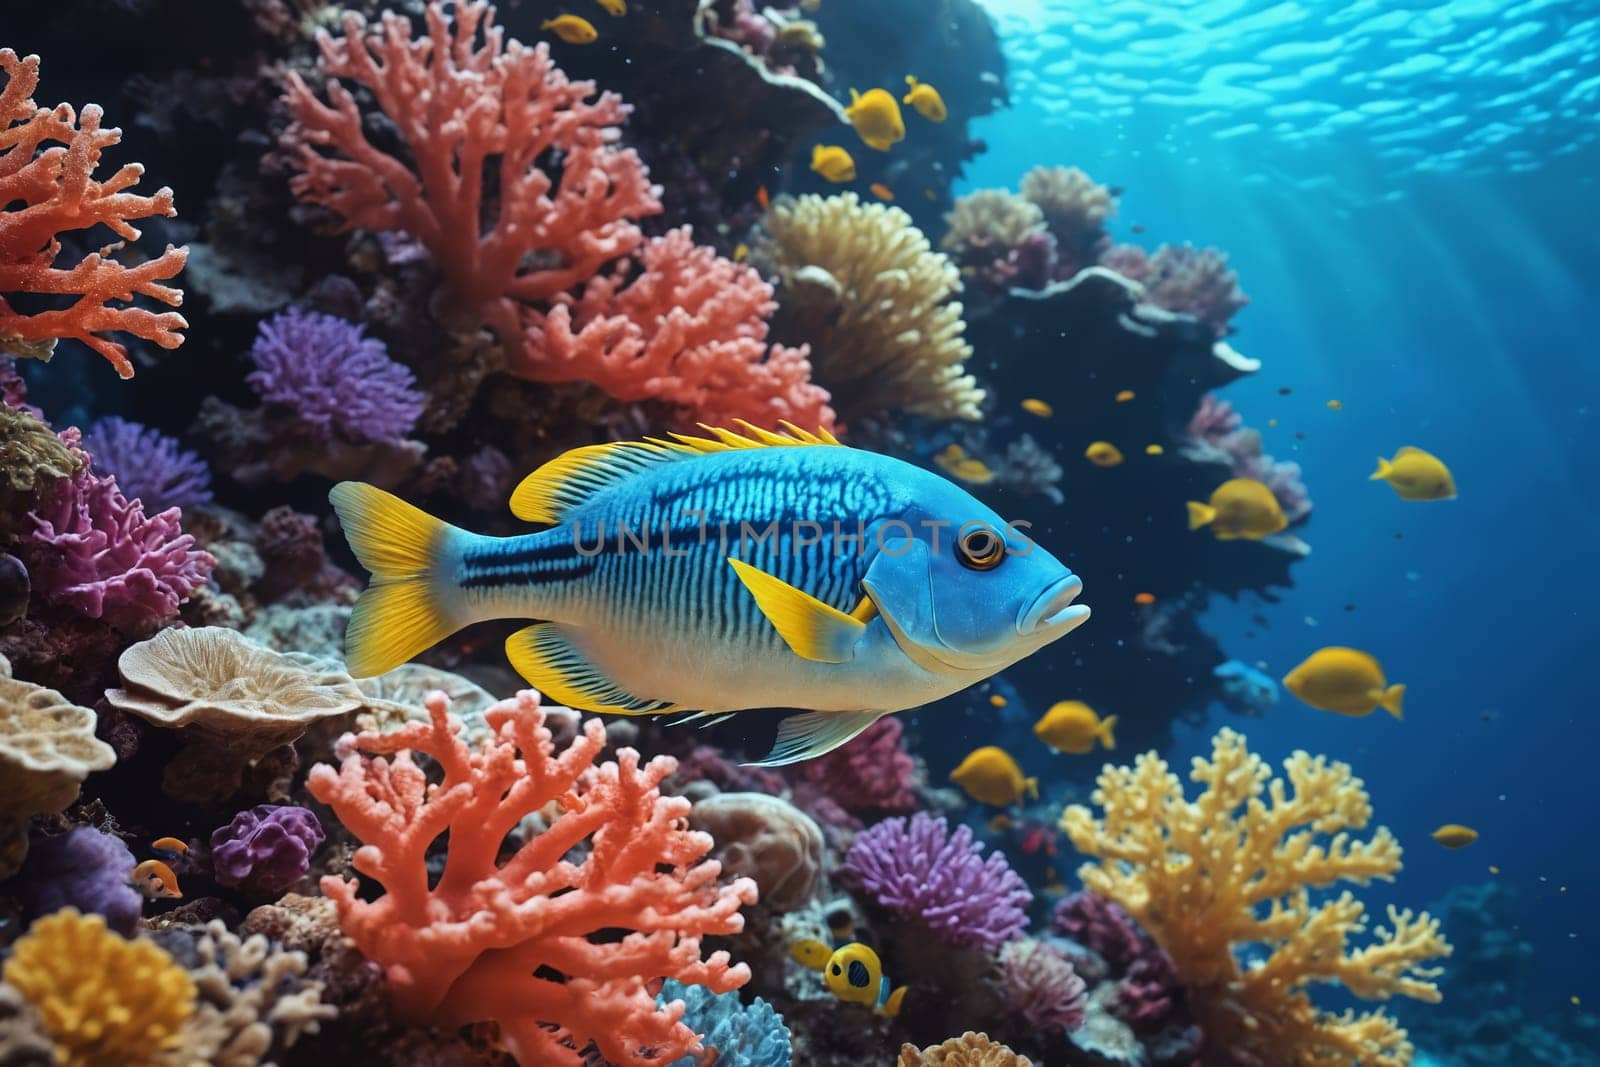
[519,228,836,431]
[307,689,758,1067]
[281,1,661,357]
[788,716,917,814]
[1141,244,1248,337]
[0,50,188,378]
[998,938,1088,1031]
[21,431,214,631]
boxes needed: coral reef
[0,50,188,378]
[1185,393,1312,523]
[997,937,1088,1031]
[307,688,757,1066]
[898,1031,1033,1066]
[1060,728,1451,1067]
[940,189,1046,290]
[0,982,53,1067]
[789,716,919,815]
[80,417,212,511]
[689,793,823,913]
[0,404,81,527]
[210,805,325,897]
[1140,244,1249,338]
[658,979,791,1067]
[10,826,141,934]
[1019,166,1116,274]
[1054,890,1184,1032]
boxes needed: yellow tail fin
[1379,683,1405,720]
[1098,713,1118,750]
[329,481,461,678]
[1186,501,1215,530]
[1370,457,1392,481]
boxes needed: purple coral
[246,308,425,445]
[845,812,1031,952]
[1054,891,1182,1031]
[1185,394,1311,523]
[1141,243,1248,337]
[14,827,142,934]
[210,804,325,896]
[82,416,213,511]
[789,717,918,814]
[998,938,1088,1030]
[22,444,216,631]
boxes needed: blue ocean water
[965,0,1598,1018]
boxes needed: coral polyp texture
[306,688,758,1066]
[0,50,188,378]
[210,805,326,897]
[1060,728,1451,1067]
[898,1031,1034,1066]
[80,416,212,512]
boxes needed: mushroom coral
[757,192,981,422]
[1059,727,1451,1067]
[307,688,757,1066]
[0,653,115,878]
[105,627,364,803]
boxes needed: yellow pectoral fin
[727,557,867,663]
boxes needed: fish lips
[1017,574,1090,637]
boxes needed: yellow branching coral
[757,192,982,422]
[3,909,195,1067]
[1059,728,1450,1067]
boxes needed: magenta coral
[520,227,836,431]
[998,938,1088,1030]
[281,1,661,358]
[788,716,916,814]
[21,434,214,631]
[0,49,188,378]
[844,812,1031,952]
[307,689,757,1067]
[1054,891,1182,1031]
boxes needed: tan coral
[1059,727,1450,1067]
[689,792,824,912]
[162,920,335,1067]
[897,1031,1033,1067]
[0,653,115,878]
[1020,165,1116,263]
[757,192,981,421]
[0,981,54,1066]
[352,661,498,740]
[105,627,364,803]
[240,894,344,956]
[941,189,1045,255]
[0,405,81,526]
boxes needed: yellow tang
[934,443,995,485]
[1283,646,1404,719]
[1186,477,1287,540]
[1371,446,1456,502]
[593,0,626,15]
[542,15,598,43]
[1033,700,1116,754]
[949,745,1038,807]
[845,88,905,151]
[1431,824,1478,849]
[1021,398,1053,418]
[902,76,948,122]
[1115,389,1135,403]
[1145,444,1164,456]
[988,693,1008,708]
[1084,441,1123,468]
[810,144,856,183]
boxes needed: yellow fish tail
[1098,713,1118,750]
[1025,776,1039,801]
[1186,501,1215,530]
[881,985,908,1018]
[330,481,463,678]
[1370,457,1392,481]
[1378,683,1405,720]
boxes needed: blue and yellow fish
[791,939,906,1016]
[329,422,1090,766]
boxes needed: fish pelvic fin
[880,985,908,1018]
[1186,501,1215,530]
[727,557,866,663]
[1098,713,1118,750]
[744,709,887,767]
[330,482,464,677]
[1370,457,1393,481]
[505,623,678,716]
[1378,683,1405,720]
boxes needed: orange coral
[1060,728,1450,1067]
[307,688,757,1067]
[0,50,188,379]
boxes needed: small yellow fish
[1327,399,1343,410]
[1033,700,1117,755]
[949,745,1038,807]
[902,76,947,122]
[1268,418,1278,427]
[810,144,856,183]
[1186,478,1287,540]
[733,242,749,262]
[1283,646,1404,719]
[934,443,994,485]
[1144,444,1164,456]
[1020,398,1053,418]
[1371,446,1456,502]
[150,836,189,860]
[988,693,1007,708]
[1084,441,1123,468]
[868,181,894,201]
[1431,824,1478,849]
[819,942,906,1016]
[593,0,626,14]
[131,859,183,899]
[1114,389,1135,403]
[845,88,905,151]
[542,15,598,43]
[1133,592,1156,605]
[792,939,834,969]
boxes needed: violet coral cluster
[1186,393,1311,522]
[0,50,188,377]
[81,416,212,511]
[789,715,918,814]
[210,805,325,896]
[307,688,758,1066]
[844,812,1031,952]
[1060,728,1451,1067]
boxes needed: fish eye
[957,526,1005,570]
[830,964,842,975]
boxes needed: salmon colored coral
[0,50,189,378]
[307,688,757,1067]
[1059,728,1450,1067]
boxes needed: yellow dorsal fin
[653,419,841,456]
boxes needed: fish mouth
[1017,574,1090,636]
